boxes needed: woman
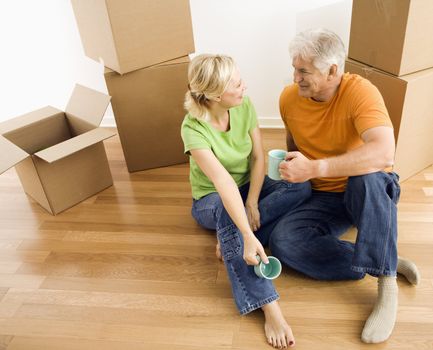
[181,54,311,348]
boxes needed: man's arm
[286,130,299,152]
[279,126,395,183]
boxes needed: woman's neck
[208,104,230,131]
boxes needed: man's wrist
[314,159,328,178]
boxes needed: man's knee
[285,181,312,196]
[346,172,399,201]
[347,172,383,191]
[277,181,312,207]
[268,218,302,258]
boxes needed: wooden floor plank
[0,130,432,349]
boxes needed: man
[270,28,420,343]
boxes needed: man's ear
[328,64,338,79]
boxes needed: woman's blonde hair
[184,54,235,120]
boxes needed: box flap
[65,84,111,127]
[34,127,116,163]
[0,135,29,174]
[104,56,190,75]
[153,55,190,67]
[0,106,63,135]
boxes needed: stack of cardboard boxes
[346,0,433,181]
[71,0,195,172]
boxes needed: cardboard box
[349,0,433,76]
[71,0,195,74]
[104,56,189,172]
[345,58,433,181]
[0,85,116,215]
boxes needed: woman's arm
[245,126,265,231]
[190,148,268,265]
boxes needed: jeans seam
[228,262,252,312]
[239,294,280,315]
[352,266,395,277]
[378,192,393,275]
[349,173,398,277]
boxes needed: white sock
[397,257,420,285]
[361,276,398,343]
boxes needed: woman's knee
[191,192,224,229]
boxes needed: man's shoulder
[280,84,298,104]
[281,84,298,96]
[341,73,377,94]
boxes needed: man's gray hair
[289,28,346,75]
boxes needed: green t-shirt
[181,96,258,199]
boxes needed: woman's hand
[246,201,261,232]
[243,234,268,265]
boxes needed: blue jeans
[191,176,311,314]
[269,172,400,280]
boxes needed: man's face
[292,56,330,101]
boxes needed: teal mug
[254,256,282,280]
[268,149,287,180]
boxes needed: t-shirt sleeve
[181,118,211,154]
[350,79,393,135]
[279,87,291,132]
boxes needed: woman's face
[219,68,246,108]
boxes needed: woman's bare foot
[216,241,223,261]
[262,301,295,348]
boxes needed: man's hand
[279,151,321,182]
[243,234,268,265]
[246,201,261,232]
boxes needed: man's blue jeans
[269,172,400,280]
[191,176,311,314]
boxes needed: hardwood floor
[0,128,432,349]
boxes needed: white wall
[0,0,352,128]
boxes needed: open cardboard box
[71,0,195,74]
[0,84,116,215]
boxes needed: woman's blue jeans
[269,172,400,280]
[191,176,311,314]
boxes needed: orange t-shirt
[279,73,393,192]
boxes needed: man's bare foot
[216,241,223,261]
[262,301,295,348]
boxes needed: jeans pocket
[386,175,401,204]
[218,229,242,261]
